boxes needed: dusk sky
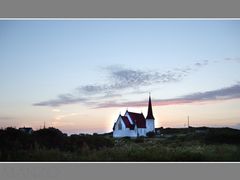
[0,20,240,134]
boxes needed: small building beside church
[113,95,156,138]
[19,127,33,134]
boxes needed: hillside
[1,126,240,161]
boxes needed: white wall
[137,128,146,136]
[146,119,155,133]
[113,129,138,137]
[113,115,138,137]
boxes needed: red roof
[121,116,135,130]
[127,111,146,128]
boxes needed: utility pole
[187,116,190,128]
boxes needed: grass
[2,139,240,161]
[81,140,240,161]
[1,127,240,161]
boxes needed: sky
[0,20,240,134]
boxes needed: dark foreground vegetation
[1,126,240,161]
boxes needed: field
[1,127,240,161]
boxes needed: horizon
[0,20,240,134]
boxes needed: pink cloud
[96,83,240,108]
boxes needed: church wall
[113,129,138,137]
[137,128,146,136]
[114,116,124,130]
[146,119,155,133]
[113,115,138,137]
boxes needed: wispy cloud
[194,60,209,67]
[33,94,87,107]
[33,60,210,107]
[95,83,240,108]
[77,84,108,95]
[108,65,188,86]
[224,57,240,63]
[77,65,188,94]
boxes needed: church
[113,95,156,138]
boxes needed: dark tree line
[0,127,114,161]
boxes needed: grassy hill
[1,126,240,161]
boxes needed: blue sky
[0,20,240,134]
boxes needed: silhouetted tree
[33,127,66,149]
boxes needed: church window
[118,122,122,130]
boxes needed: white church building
[113,95,156,138]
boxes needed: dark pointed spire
[146,93,155,119]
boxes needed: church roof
[113,122,116,130]
[121,116,135,130]
[146,95,155,119]
[127,111,146,128]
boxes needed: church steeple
[146,93,154,119]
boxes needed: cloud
[44,81,240,108]
[77,66,186,94]
[77,84,108,94]
[95,83,240,108]
[33,94,87,107]
[108,65,189,87]
[33,61,209,107]
[110,67,157,87]
[100,93,122,99]
[73,65,189,101]
[180,83,240,101]
[194,60,209,67]
[224,57,240,63]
